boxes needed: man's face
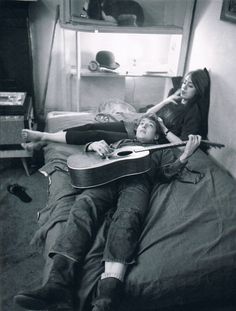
[136,118,158,143]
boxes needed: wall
[28,1,184,116]
[0,2,34,96]
[29,0,236,179]
[29,0,67,118]
[80,32,175,74]
[78,32,177,111]
[186,0,236,179]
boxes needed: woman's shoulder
[156,101,185,126]
[184,100,201,119]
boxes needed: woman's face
[180,74,197,101]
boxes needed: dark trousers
[65,121,128,145]
[50,175,151,265]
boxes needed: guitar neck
[135,140,225,153]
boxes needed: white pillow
[97,98,136,114]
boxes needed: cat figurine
[87,0,144,26]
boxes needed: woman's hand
[146,89,182,114]
[166,89,182,105]
[180,135,201,162]
[88,140,112,157]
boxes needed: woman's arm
[180,104,202,141]
[157,117,183,144]
[146,89,182,114]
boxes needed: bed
[32,110,236,311]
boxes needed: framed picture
[220,0,236,23]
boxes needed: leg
[21,158,30,176]
[22,129,66,143]
[50,185,116,261]
[14,185,116,310]
[93,176,151,311]
[104,176,151,264]
[65,129,128,145]
[14,254,76,310]
[93,262,127,311]
[21,141,47,152]
[65,121,126,132]
[65,121,128,145]
[22,121,128,146]
[104,262,126,280]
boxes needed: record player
[0,92,33,146]
[0,92,29,115]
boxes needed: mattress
[33,111,236,311]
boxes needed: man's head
[136,114,161,144]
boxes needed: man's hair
[137,113,162,135]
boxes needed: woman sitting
[147,68,210,143]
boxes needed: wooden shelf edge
[59,21,183,35]
[79,68,172,78]
[0,149,32,158]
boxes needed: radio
[88,60,100,72]
[0,93,33,146]
[88,61,119,74]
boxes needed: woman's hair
[186,68,211,140]
[186,68,210,98]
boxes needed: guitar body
[67,146,151,189]
[67,139,224,189]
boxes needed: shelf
[0,149,32,158]
[60,20,183,35]
[79,68,172,78]
[0,148,32,176]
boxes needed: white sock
[101,272,124,282]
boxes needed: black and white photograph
[1,1,236,311]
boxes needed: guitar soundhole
[117,151,132,157]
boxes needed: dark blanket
[32,139,236,311]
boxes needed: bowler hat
[95,51,120,70]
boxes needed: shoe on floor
[7,183,32,203]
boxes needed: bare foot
[22,129,44,142]
[21,141,47,152]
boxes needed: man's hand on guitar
[179,135,201,163]
[87,140,112,158]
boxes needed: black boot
[14,254,77,310]
[92,277,123,311]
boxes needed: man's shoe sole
[14,293,57,310]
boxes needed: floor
[0,157,47,311]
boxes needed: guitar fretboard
[134,140,225,153]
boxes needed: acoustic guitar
[67,140,224,189]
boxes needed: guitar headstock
[202,141,225,149]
